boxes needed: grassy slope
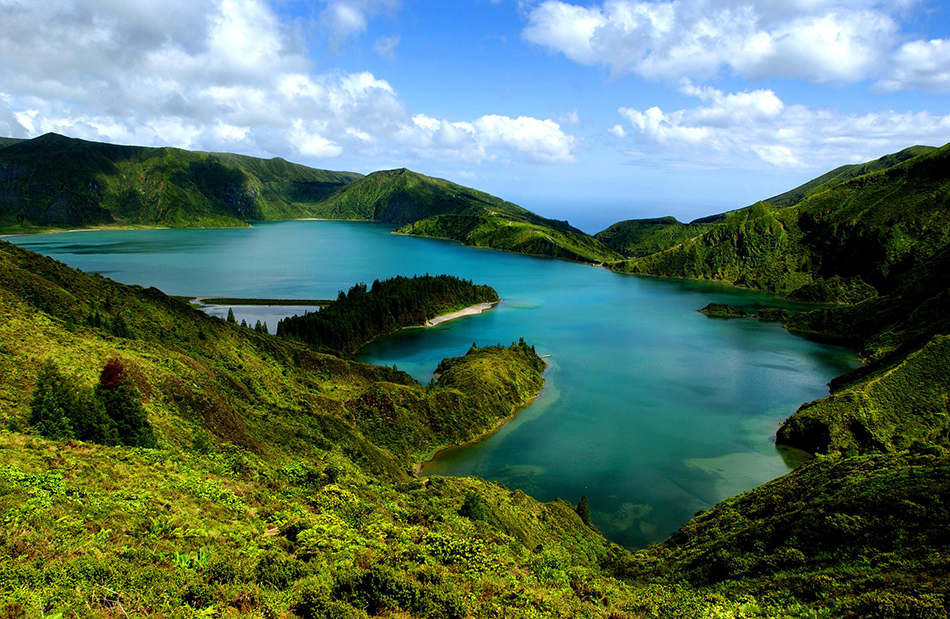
[312,167,621,264]
[2,235,950,615]
[764,145,936,208]
[775,243,950,455]
[604,144,950,302]
[627,451,950,618]
[595,216,713,258]
[0,133,361,231]
[0,238,644,617]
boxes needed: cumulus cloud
[408,113,576,163]
[319,0,400,48]
[523,0,929,87]
[608,124,628,137]
[615,82,950,169]
[0,0,577,166]
[878,38,950,92]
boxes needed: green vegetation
[597,143,950,463]
[397,213,622,264]
[698,303,749,318]
[595,216,712,258]
[0,239,634,617]
[276,274,499,354]
[0,133,361,230]
[755,307,790,322]
[4,135,950,616]
[0,135,619,265]
[624,451,950,618]
[604,144,950,304]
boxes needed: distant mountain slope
[605,143,950,302]
[307,167,541,225]
[0,133,362,230]
[765,145,936,208]
[312,167,622,263]
[0,134,619,264]
[595,216,713,258]
[0,137,25,149]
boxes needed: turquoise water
[8,221,860,547]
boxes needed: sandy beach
[425,301,498,327]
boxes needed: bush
[29,361,118,444]
[29,358,156,448]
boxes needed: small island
[698,302,749,318]
[699,303,791,323]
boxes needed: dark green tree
[459,490,489,521]
[576,495,591,527]
[95,358,157,448]
[29,362,75,440]
[29,361,118,444]
[226,308,236,323]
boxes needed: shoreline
[425,301,498,327]
[413,380,546,477]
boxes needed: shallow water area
[9,221,861,548]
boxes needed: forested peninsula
[275,275,499,355]
[2,133,950,617]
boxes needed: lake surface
[7,221,860,547]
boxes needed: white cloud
[558,108,582,125]
[523,0,926,87]
[878,38,950,92]
[319,0,399,48]
[408,113,577,163]
[0,0,578,167]
[373,35,401,59]
[616,84,950,169]
[475,115,577,163]
[608,124,628,137]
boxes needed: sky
[1,0,949,231]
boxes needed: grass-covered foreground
[4,236,950,618]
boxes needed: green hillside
[0,133,361,231]
[302,167,538,225]
[314,167,621,264]
[627,450,950,618]
[594,216,712,258]
[605,143,950,302]
[765,145,936,208]
[5,234,950,617]
[0,134,619,264]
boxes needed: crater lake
[8,221,860,547]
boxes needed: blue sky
[1,0,948,231]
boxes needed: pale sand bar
[425,301,498,327]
